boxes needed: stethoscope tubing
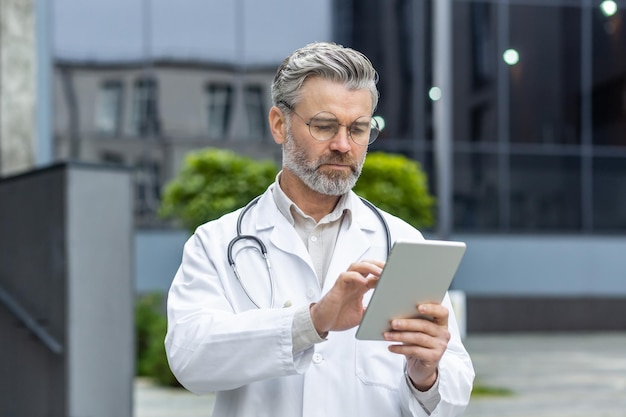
[227,194,391,308]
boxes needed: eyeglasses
[279,101,380,146]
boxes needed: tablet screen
[355,239,466,340]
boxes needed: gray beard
[282,129,365,196]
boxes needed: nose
[328,125,352,152]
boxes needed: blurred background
[0,0,625,415]
[41,0,626,330]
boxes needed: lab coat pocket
[355,340,404,391]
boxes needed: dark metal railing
[0,285,64,354]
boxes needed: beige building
[53,59,283,225]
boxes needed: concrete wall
[0,0,37,176]
[0,163,134,417]
[451,234,626,332]
[135,228,189,294]
[452,234,626,296]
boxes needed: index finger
[346,259,385,277]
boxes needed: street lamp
[600,0,618,17]
[503,48,520,66]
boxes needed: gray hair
[271,42,379,113]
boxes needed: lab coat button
[306,288,315,298]
[312,353,323,364]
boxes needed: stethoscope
[227,195,391,308]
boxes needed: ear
[269,106,287,145]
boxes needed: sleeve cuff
[292,305,327,355]
[405,367,441,415]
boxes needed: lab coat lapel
[323,197,375,292]
[254,191,313,268]
[269,220,311,263]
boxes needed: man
[165,42,474,417]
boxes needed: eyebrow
[313,114,339,122]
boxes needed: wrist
[309,303,329,338]
[408,369,438,392]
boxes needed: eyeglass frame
[278,100,380,146]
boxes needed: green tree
[354,151,435,229]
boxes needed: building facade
[53,60,281,225]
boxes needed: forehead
[297,77,373,118]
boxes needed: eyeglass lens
[308,112,380,145]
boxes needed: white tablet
[355,239,466,340]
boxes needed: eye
[350,121,370,136]
[310,120,338,132]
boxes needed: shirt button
[312,353,323,364]
[310,236,318,242]
[306,288,315,298]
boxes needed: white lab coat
[165,187,474,417]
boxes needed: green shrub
[135,292,180,387]
[160,148,434,232]
[159,148,279,231]
[354,151,435,229]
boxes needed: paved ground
[464,332,626,417]
[134,332,626,417]
[134,378,215,417]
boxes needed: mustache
[314,152,358,172]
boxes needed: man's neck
[278,170,341,222]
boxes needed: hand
[310,260,384,335]
[383,303,450,391]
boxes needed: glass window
[509,155,581,231]
[508,5,581,145]
[470,2,496,89]
[95,80,123,136]
[593,157,626,230]
[100,151,124,165]
[454,0,498,143]
[453,152,499,231]
[340,0,626,234]
[244,85,267,140]
[135,159,161,217]
[592,7,626,147]
[206,83,233,138]
[131,77,161,136]
[470,103,497,143]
